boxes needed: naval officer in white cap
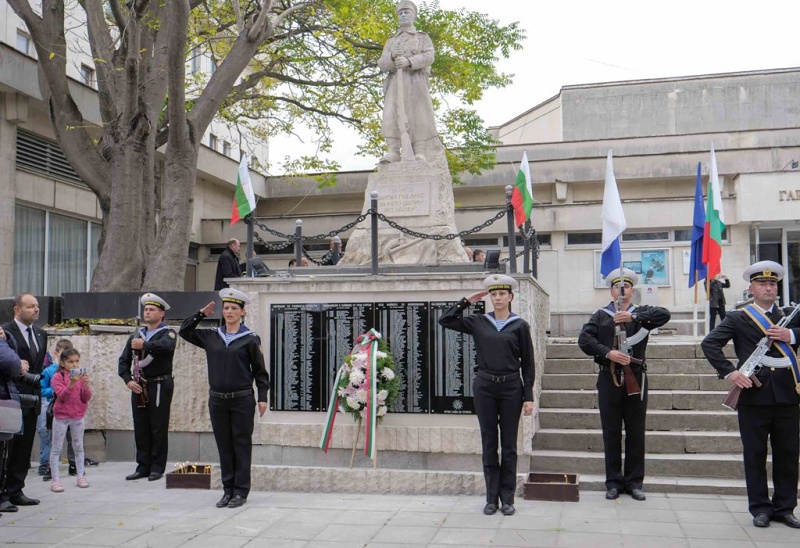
[578,267,671,502]
[702,260,800,528]
[180,288,269,509]
[439,274,535,517]
[118,293,177,482]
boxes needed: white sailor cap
[219,288,251,307]
[140,293,170,311]
[605,267,639,288]
[743,260,784,282]
[483,274,518,292]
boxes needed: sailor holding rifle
[702,261,800,529]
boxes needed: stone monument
[342,1,468,265]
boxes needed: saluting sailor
[179,288,269,509]
[118,293,177,482]
[578,268,670,502]
[439,274,535,517]
[701,261,800,529]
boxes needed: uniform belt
[759,356,791,368]
[145,374,172,382]
[476,370,519,383]
[209,389,253,400]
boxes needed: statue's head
[396,1,417,24]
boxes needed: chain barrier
[373,208,507,241]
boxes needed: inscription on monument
[379,181,430,217]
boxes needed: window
[222,141,232,157]
[210,57,217,74]
[16,129,84,186]
[567,232,602,245]
[16,30,31,55]
[80,64,95,87]
[190,54,200,74]
[208,133,218,150]
[502,234,551,247]
[674,227,728,242]
[622,231,669,242]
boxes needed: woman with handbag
[1,328,24,515]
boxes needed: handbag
[0,394,23,441]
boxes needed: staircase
[531,340,755,495]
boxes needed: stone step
[541,373,729,391]
[533,428,745,454]
[537,408,739,432]
[531,450,760,479]
[545,358,719,375]
[539,389,730,411]
[577,473,748,496]
[545,342,736,359]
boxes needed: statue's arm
[408,33,434,70]
[378,38,396,73]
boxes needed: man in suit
[214,239,241,290]
[702,261,800,529]
[1,293,47,507]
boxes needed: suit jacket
[701,307,800,406]
[2,320,47,396]
[214,247,241,290]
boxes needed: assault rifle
[132,314,148,409]
[722,302,800,411]
[612,284,643,397]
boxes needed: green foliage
[336,337,401,423]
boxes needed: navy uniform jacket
[701,308,800,406]
[578,304,671,365]
[179,313,270,403]
[118,325,178,384]
[439,298,535,402]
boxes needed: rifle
[396,67,416,162]
[612,285,643,397]
[132,312,148,409]
[722,302,800,411]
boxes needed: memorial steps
[528,341,758,495]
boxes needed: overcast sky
[268,0,800,172]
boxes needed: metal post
[505,185,517,274]
[294,219,303,266]
[370,191,379,276]
[531,229,539,279]
[523,219,531,274]
[246,216,254,276]
[332,236,342,265]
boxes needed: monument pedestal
[342,159,468,265]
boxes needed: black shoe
[483,502,498,515]
[216,494,232,508]
[629,488,646,501]
[227,495,246,508]
[42,470,52,482]
[0,500,19,513]
[775,513,800,528]
[501,503,516,516]
[37,464,48,476]
[753,513,771,528]
[9,494,40,506]
[126,471,149,481]
[605,488,619,500]
[68,462,77,476]
[148,473,163,482]
[85,457,100,467]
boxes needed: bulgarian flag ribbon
[230,154,256,224]
[319,329,382,460]
[702,146,725,279]
[511,151,533,227]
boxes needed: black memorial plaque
[321,302,375,408]
[374,302,429,413]
[270,304,324,411]
[429,301,485,414]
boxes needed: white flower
[375,350,387,359]
[346,396,360,410]
[355,390,367,403]
[353,354,367,369]
[349,369,365,387]
[377,390,388,402]
[377,405,388,417]
[381,367,395,381]
[338,405,346,413]
[337,387,345,397]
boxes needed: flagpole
[245,214,254,276]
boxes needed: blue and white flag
[600,151,627,277]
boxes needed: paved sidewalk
[0,462,797,547]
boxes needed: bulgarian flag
[511,151,533,227]
[701,146,725,279]
[230,154,256,224]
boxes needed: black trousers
[472,375,523,505]
[131,377,174,475]
[709,307,727,330]
[209,393,255,497]
[597,368,648,491]
[737,404,799,517]
[2,407,37,498]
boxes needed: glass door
[785,230,800,306]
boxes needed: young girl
[49,348,92,492]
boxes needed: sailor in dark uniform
[180,288,269,509]
[578,268,671,502]
[439,274,535,517]
[118,293,177,481]
[701,261,800,529]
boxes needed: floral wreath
[320,329,401,459]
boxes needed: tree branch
[108,0,127,30]
[82,0,120,123]
[166,0,191,147]
[5,0,41,33]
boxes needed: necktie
[27,326,37,354]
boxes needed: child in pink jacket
[50,348,92,492]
